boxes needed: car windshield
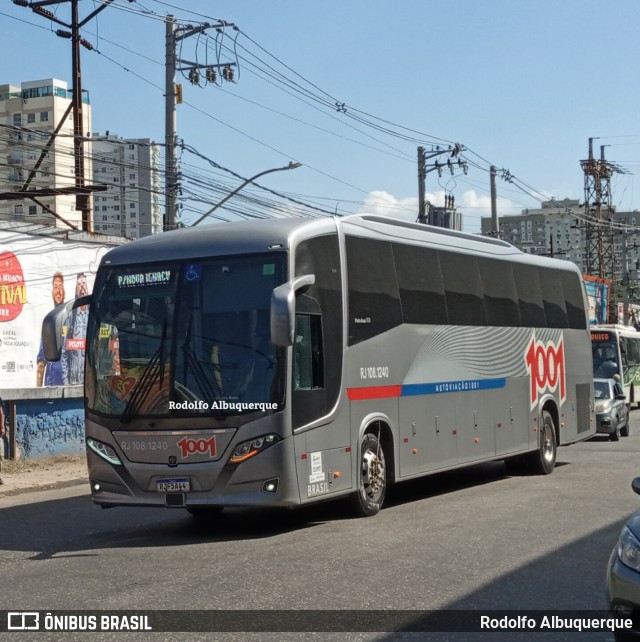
[85,253,287,419]
[594,381,612,400]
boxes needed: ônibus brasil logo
[524,334,566,409]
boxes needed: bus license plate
[157,478,190,492]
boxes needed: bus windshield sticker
[184,264,202,282]
[117,270,172,288]
[262,263,275,276]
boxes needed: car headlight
[596,400,612,413]
[618,525,640,572]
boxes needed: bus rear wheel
[351,432,387,517]
[527,410,557,475]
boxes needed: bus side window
[620,339,628,366]
[294,314,324,391]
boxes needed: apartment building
[91,133,161,238]
[0,78,92,229]
[481,198,640,283]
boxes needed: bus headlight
[229,434,280,464]
[618,526,640,573]
[87,437,123,466]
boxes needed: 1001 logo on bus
[524,335,566,409]
[177,436,216,458]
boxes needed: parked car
[595,377,629,441]
[608,477,640,639]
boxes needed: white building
[91,133,162,238]
[0,78,92,229]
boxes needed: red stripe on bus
[347,385,402,400]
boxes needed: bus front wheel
[527,410,557,475]
[351,432,387,517]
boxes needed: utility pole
[417,147,426,224]
[165,15,178,232]
[580,137,626,322]
[490,165,498,237]
[12,0,117,232]
[164,15,236,230]
[416,144,466,225]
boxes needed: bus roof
[99,214,581,275]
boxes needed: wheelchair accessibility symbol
[184,264,202,282]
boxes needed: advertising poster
[583,275,610,325]
[0,229,119,389]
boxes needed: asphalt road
[3,413,640,641]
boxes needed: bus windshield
[591,331,620,379]
[86,253,287,419]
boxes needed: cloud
[357,189,520,233]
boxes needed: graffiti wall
[0,227,121,389]
[14,397,85,459]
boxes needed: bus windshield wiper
[121,321,166,423]
[181,314,219,402]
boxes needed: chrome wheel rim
[362,446,385,501]
[542,423,555,463]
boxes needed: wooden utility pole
[12,0,117,231]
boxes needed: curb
[0,477,88,498]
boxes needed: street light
[191,161,302,226]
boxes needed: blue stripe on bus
[401,378,507,396]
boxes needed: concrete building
[481,198,640,288]
[0,78,92,229]
[91,133,162,238]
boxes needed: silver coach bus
[43,214,595,517]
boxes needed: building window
[129,202,135,209]
[27,113,35,124]
[40,111,49,122]
[28,206,37,216]
[14,205,23,215]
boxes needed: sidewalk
[0,453,88,497]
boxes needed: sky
[2,0,640,233]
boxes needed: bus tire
[351,432,387,517]
[527,410,557,475]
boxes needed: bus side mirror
[270,274,315,347]
[42,295,92,362]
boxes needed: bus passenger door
[291,234,350,501]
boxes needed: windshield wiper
[121,321,166,423]
[181,314,219,402]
